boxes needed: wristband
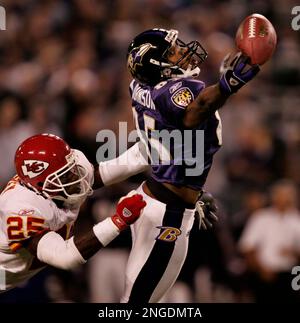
[93,217,120,247]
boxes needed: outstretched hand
[219,51,260,95]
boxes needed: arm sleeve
[99,141,149,186]
[37,231,87,270]
[37,218,121,270]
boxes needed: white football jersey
[0,149,94,292]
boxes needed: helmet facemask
[127,28,208,85]
[42,152,92,206]
[150,30,208,81]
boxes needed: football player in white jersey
[0,133,147,292]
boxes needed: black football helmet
[127,28,208,86]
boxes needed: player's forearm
[74,217,121,259]
[183,84,228,128]
[31,194,145,270]
[73,228,104,260]
[35,218,120,270]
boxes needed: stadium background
[0,0,299,302]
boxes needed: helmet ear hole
[37,182,43,187]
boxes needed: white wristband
[93,217,120,247]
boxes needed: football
[235,13,277,65]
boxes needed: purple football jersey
[130,78,222,190]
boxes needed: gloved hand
[111,194,146,231]
[219,51,260,95]
[195,191,218,230]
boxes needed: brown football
[235,13,277,65]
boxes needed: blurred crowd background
[0,0,300,303]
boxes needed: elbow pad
[99,141,149,186]
[37,232,86,270]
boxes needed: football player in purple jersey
[115,28,260,303]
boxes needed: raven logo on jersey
[156,226,182,242]
[21,160,49,179]
[127,43,156,73]
[171,87,194,108]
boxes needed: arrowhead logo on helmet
[21,160,49,179]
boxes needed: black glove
[195,191,218,230]
[219,52,260,95]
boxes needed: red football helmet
[15,134,92,205]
